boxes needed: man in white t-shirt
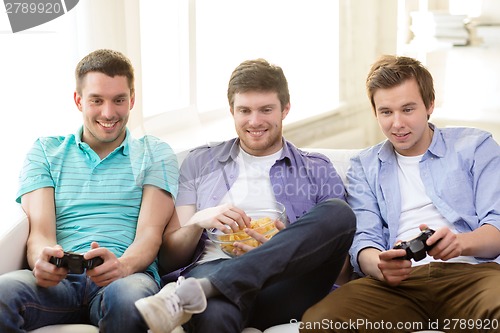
[135,59,356,333]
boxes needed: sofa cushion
[0,206,28,275]
[29,325,99,333]
[262,323,299,333]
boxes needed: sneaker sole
[135,298,169,333]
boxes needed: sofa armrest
[0,205,29,274]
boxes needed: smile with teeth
[98,121,118,128]
[248,130,266,136]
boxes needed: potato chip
[216,217,279,255]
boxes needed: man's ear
[281,103,291,120]
[74,91,82,111]
[130,93,136,110]
[427,101,435,119]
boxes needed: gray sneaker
[135,277,207,333]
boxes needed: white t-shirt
[200,147,282,263]
[396,151,477,266]
[219,147,280,207]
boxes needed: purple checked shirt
[176,138,345,223]
[161,138,345,283]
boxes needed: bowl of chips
[206,201,287,257]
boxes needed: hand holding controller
[393,228,436,261]
[49,251,104,274]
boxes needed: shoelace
[164,276,186,315]
[163,292,182,316]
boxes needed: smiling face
[374,78,434,156]
[231,90,289,156]
[74,72,134,157]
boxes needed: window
[140,1,190,116]
[0,10,80,214]
[140,0,339,136]
[2,0,340,219]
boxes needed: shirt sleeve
[175,152,199,206]
[346,154,387,275]
[472,135,500,233]
[143,139,179,199]
[16,139,54,203]
[318,159,346,202]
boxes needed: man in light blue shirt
[301,55,500,332]
[0,49,184,333]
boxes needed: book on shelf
[410,11,470,46]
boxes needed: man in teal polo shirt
[0,49,183,333]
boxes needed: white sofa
[0,148,360,333]
[1,148,444,333]
[1,147,446,333]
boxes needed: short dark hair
[75,49,135,96]
[227,59,290,111]
[366,55,435,113]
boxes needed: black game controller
[393,228,436,261]
[49,252,104,274]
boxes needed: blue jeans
[183,199,356,333]
[0,270,159,333]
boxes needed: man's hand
[188,203,252,233]
[378,248,412,286]
[422,224,462,261]
[231,218,286,256]
[34,245,67,288]
[85,242,126,287]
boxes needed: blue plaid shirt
[347,124,500,274]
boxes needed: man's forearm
[159,224,203,273]
[358,247,384,280]
[119,232,163,275]
[458,224,500,258]
[26,234,56,269]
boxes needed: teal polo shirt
[16,127,179,284]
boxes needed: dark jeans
[184,198,356,333]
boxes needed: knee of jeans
[189,298,243,331]
[0,270,35,304]
[101,274,159,312]
[317,199,356,232]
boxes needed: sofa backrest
[176,147,361,186]
[303,148,361,185]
